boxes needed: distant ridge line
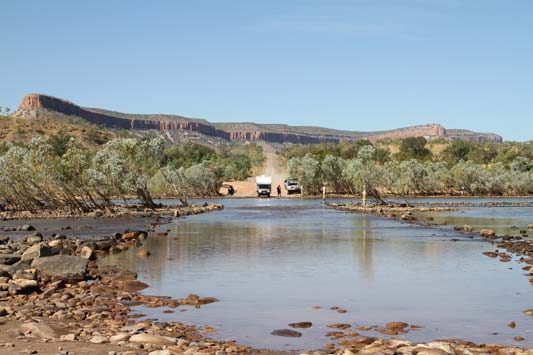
[14,93,503,144]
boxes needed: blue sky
[1,0,532,141]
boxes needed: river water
[104,198,533,350]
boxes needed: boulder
[128,333,176,345]
[31,255,88,280]
[0,236,9,244]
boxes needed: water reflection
[104,199,533,350]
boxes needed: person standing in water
[276,185,282,198]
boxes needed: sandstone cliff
[15,94,503,144]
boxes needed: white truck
[256,175,272,197]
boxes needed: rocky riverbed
[0,202,531,354]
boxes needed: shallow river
[105,198,533,350]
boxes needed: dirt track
[220,143,291,198]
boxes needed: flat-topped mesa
[361,124,446,142]
[16,94,231,139]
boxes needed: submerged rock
[271,329,302,337]
[289,322,313,329]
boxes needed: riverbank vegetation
[0,135,264,212]
[282,139,533,198]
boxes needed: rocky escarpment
[16,94,231,140]
[15,94,503,144]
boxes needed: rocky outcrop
[15,94,503,144]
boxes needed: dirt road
[220,143,291,198]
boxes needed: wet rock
[20,224,35,231]
[0,254,21,265]
[480,229,496,238]
[129,333,176,345]
[508,321,516,328]
[20,322,58,339]
[523,309,533,316]
[31,255,88,281]
[328,323,351,330]
[482,251,498,258]
[514,336,525,341]
[289,322,312,329]
[121,231,147,242]
[271,329,302,337]
[385,322,409,330]
[119,280,149,293]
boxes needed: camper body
[256,175,272,197]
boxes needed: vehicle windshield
[258,184,270,189]
[288,182,298,186]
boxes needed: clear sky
[2,1,532,141]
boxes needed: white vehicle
[284,179,301,195]
[256,175,272,197]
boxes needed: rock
[482,251,498,258]
[0,307,7,316]
[0,254,21,265]
[122,231,147,242]
[480,229,496,238]
[149,351,172,355]
[137,249,151,258]
[129,333,176,345]
[514,336,525,341]
[79,246,93,259]
[463,225,472,232]
[119,280,149,293]
[385,322,409,330]
[48,240,61,248]
[109,333,130,343]
[401,213,416,221]
[31,255,88,281]
[0,236,9,244]
[25,235,43,244]
[20,224,35,231]
[59,334,76,341]
[14,278,38,292]
[21,243,56,261]
[528,224,533,230]
[271,329,302,337]
[20,322,58,339]
[288,321,312,329]
[89,335,108,344]
[523,309,533,316]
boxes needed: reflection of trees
[350,215,374,278]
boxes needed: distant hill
[13,93,503,144]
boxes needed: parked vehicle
[283,179,301,195]
[256,175,272,197]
